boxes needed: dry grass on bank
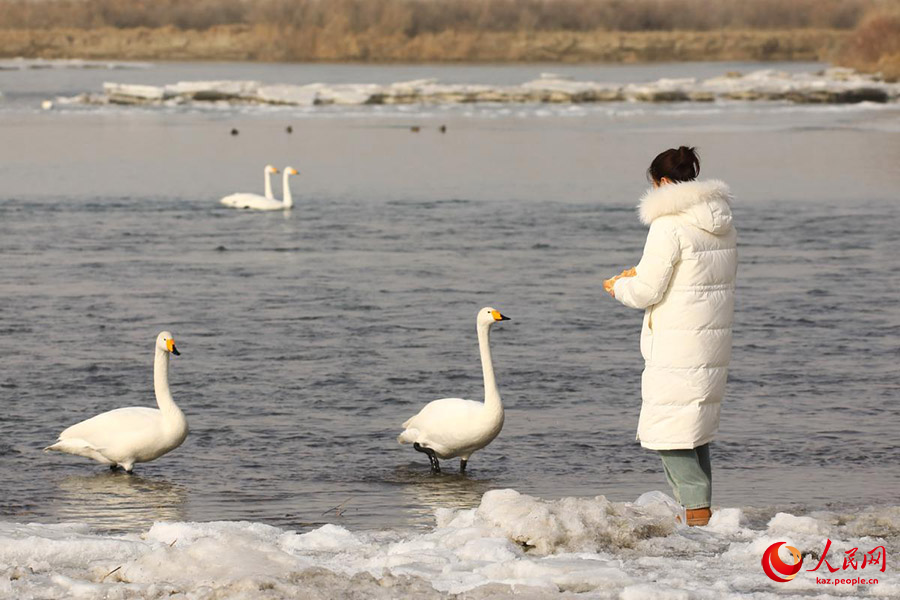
[836,10,900,80]
[0,0,875,32]
[0,26,849,63]
[0,0,894,66]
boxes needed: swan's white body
[45,332,188,473]
[220,165,297,211]
[398,308,509,468]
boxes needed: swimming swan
[220,165,298,210]
[222,164,277,205]
[45,331,188,473]
[398,307,510,473]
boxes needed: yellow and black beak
[491,310,510,322]
[166,338,180,355]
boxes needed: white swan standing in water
[45,332,188,473]
[398,307,510,473]
[220,165,298,210]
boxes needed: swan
[45,331,188,473]
[398,307,510,473]
[220,165,298,210]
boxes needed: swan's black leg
[460,459,467,473]
[414,443,441,474]
[109,464,118,471]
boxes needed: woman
[604,147,737,527]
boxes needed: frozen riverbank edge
[2,489,897,599]
[47,68,900,109]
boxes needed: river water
[0,60,898,599]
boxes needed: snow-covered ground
[2,489,896,599]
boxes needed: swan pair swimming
[220,164,299,211]
[47,307,509,474]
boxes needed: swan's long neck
[477,324,502,414]
[154,348,182,419]
[282,172,293,209]
[264,169,274,199]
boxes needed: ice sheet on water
[1,489,897,599]
[0,58,152,70]
[52,69,900,110]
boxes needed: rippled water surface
[1,62,899,534]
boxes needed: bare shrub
[838,9,900,79]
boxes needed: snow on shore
[1,489,897,599]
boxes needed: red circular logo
[762,541,803,582]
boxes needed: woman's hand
[604,267,637,298]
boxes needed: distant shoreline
[0,26,847,63]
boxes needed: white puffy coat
[613,179,737,450]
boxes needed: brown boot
[685,507,712,527]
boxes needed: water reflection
[53,472,188,532]
[390,465,495,526]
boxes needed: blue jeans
[658,444,712,509]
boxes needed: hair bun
[647,146,700,183]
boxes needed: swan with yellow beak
[220,165,299,210]
[398,307,510,473]
[45,331,188,473]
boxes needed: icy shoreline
[0,57,152,71]
[50,68,900,110]
[2,489,897,599]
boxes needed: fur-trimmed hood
[638,179,734,234]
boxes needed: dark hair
[647,146,700,184]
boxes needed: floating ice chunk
[103,82,168,104]
[621,582,691,600]
[145,520,283,546]
[316,83,383,105]
[256,84,319,106]
[435,506,470,528]
[475,488,674,554]
[47,573,111,599]
[476,554,631,593]
[625,78,696,102]
[0,521,145,570]
[455,537,519,562]
[843,505,900,538]
[705,507,745,534]
[767,512,831,536]
[539,72,573,81]
[282,523,363,552]
[0,58,152,70]
[122,521,317,589]
[390,78,440,90]
[634,490,680,512]
[745,68,792,81]
[164,80,259,100]
[701,68,895,103]
[41,68,900,109]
